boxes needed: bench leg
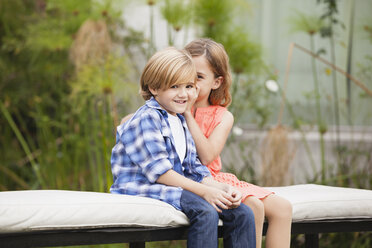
[129,242,145,248]
[305,234,319,248]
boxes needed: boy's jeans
[180,190,256,248]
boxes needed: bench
[1,184,372,248]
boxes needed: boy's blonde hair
[140,47,197,100]
[185,38,232,107]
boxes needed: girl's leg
[243,196,265,248]
[262,194,292,248]
[220,203,256,248]
[180,190,219,248]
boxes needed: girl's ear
[149,87,158,96]
[212,76,223,90]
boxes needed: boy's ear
[149,87,158,96]
[212,76,223,90]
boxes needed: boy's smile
[150,81,196,116]
[174,100,187,104]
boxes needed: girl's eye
[197,75,203,79]
[170,85,178,89]
[186,84,194,89]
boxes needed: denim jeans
[180,190,256,248]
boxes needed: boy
[110,47,255,248]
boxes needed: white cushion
[0,190,189,233]
[1,184,372,233]
[266,184,372,222]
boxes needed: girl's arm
[157,170,234,212]
[183,109,234,165]
[120,113,134,125]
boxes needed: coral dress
[194,105,273,201]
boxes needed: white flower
[232,126,243,136]
[265,80,279,93]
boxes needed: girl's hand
[201,186,233,212]
[185,84,200,114]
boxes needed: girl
[183,38,292,248]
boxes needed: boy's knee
[235,204,255,227]
[199,205,219,224]
[181,190,219,224]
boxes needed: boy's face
[150,78,196,116]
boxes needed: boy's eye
[197,75,203,79]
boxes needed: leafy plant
[317,0,345,149]
[288,11,328,183]
[192,0,233,38]
[160,0,192,45]
[0,0,143,192]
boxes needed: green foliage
[160,0,191,32]
[364,24,372,43]
[159,0,192,45]
[220,27,262,75]
[192,0,233,38]
[0,0,144,191]
[189,0,269,126]
[288,9,328,183]
[288,11,325,36]
[317,0,345,38]
[69,54,135,107]
[358,23,372,84]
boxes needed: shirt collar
[146,97,166,114]
[145,97,186,122]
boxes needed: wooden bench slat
[1,219,372,248]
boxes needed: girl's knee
[277,197,292,216]
[280,198,293,219]
[244,196,265,218]
[265,196,292,220]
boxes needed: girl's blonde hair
[140,47,197,100]
[185,38,232,107]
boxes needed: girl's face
[150,79,196,116]
[192,55,222,107]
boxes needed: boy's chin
[174,107,187,114]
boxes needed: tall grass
[0,0,142,192]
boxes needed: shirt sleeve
[190,157,211,182]
[120,111,173,183]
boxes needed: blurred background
[1,0,371,247]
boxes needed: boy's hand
[202,186,234,213]
[223,184,242,208]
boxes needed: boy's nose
[178,87,187,97]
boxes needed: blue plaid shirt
[110,97,211,210]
